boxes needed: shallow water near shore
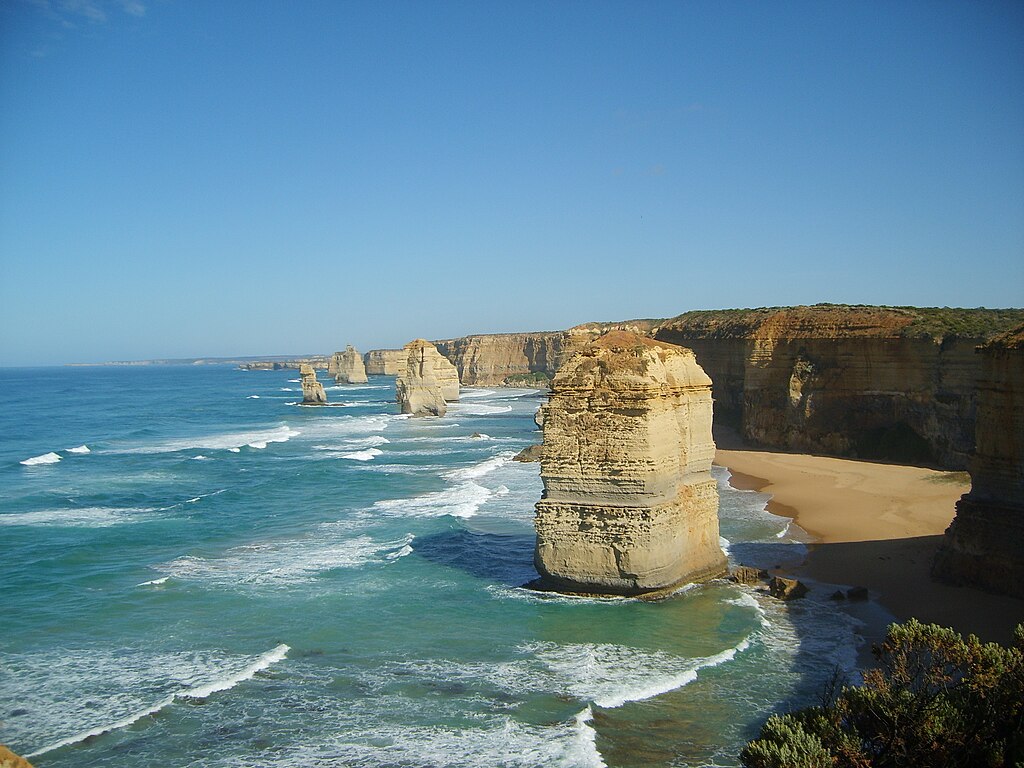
[2,366,864,767]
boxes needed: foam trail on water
[339,448,383,461]
[66,445,90,454]
[136,576,169,587]
[24,644,290,759]
[20,452,61,466]
[443,452,515,481]
[0,507,156,528]
[247,395,260,399]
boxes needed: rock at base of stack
[331,345,369,384]
[933,325,1024,598]
[534,331,727,595]
[300,363,327,404]
[395,340,453,417]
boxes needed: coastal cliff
[654,306,1024,469]
[364,349,405,376]
[933,325,1024,598]
[533,331,727,595]
[331,345,368,384]
[299,363,327,404]
[434,319,662,386]
[395,340,457,416]
[0,746,33,768]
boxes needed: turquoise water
[1,366,862,767]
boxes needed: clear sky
[2,0,1022,365]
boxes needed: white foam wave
[136,576,169,587]
[287,378,300,382]
[0,507,157,528]
[180,644,289,699]
[66,445,91,454]
[184,489,227,504]
[459,388,497,399]
[372,481,492,519]
[17,645,289,759]
[443,452,514,481]
[117,425,299,455]
[247,395,260,399]
[20,452,61,466]
[448,403,514,415]
[339,448,383,461]
[191,454,211,460]
[158,532,412,587]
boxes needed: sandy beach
[714,445,1024,647]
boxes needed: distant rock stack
[331,345,369,384]
[364,349,406,376]
[533,331,727,595]
[300,363,327,404]
[934,325,1024,598]
[395,340,454,417]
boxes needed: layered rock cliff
[395,340,455,417]
[300,363,327,404]
[364,349,405,376]
[654,306,1024,469]
[331,345,369,384]
[434,319,662,386]
[933,325,1024,598]
[534,331,727,595]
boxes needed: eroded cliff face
[434,320,662,386]
[395,340,456,417]
[364,349,405,376]
[0,745,33,768]
[331,345,369,384]
[300,363,327,404]
[933,325,1024,598]
[655,306,1024,469]
[534,331,727,595]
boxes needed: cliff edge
[933,324,1024,598]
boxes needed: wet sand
[715,447,1024,646]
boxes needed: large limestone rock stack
[534,331,727,595]
[933,325,1024,597]
[300,363,327,404]
[365,349,406,375]
[395,340,458,416]
[331,345,369,384]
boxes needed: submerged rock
[768,576,808,600]
[331,345,369,384]
[514,444,543,463]
[300,363,327,404]
[533,331,728,595]
[395,340,453,417]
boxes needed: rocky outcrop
[434,320,662,386]
[0,746,33,768]
[395,340,454,417]
[933,325,1024,598]
[364,349,405,376]
[300,363,327,404]
[655,306,1024,469]
[533,331,727,595]
[330,345,368,384]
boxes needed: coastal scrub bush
[740,619,1024,768]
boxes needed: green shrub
[741,619,1024,768]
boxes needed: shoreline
[715,448,1024,649]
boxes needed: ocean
[1,365,865,767]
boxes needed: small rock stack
[331,345,369,384]
[300,363,327,405]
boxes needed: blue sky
[2,0,1022,365]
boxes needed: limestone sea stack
[331,345,369,384]
[364,349,405,375]
[300,363,327,404]
[533,331,727,595]
[933,325,1024,598]
[395,340,453,417]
